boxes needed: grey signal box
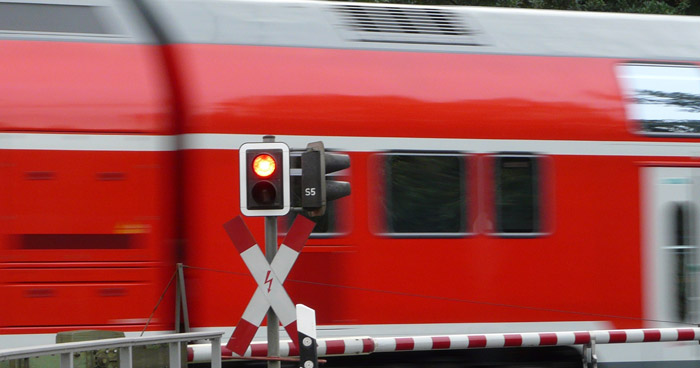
[300,142,350,217]
[301,149,323,209]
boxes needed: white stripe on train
[184,133,700,157]
[4,132,700,157]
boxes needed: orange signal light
[253,154,276,178]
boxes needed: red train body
[3,0,700,366]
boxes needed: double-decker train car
[3,0,700,366]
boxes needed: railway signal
[239,142,290,217]
[301,142,351,216]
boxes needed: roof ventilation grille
[331,4,483,46]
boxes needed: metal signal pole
[265,215,280,368]
[263,135,281,368]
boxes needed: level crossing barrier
[188,327,700,367]
[0,331,224,368]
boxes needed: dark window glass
[0,4,113,34]
[495,156,539,233]
[672,202,694,322]
[385,154,466,234]
[282,171,345,237]
[283,202,339,235]
[20,234,132,249]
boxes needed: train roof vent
[330,4,484,46]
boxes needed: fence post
[60,352,73,368]
[176,263,191,333]
[169,342,182,368]
[211,336,222,367]
[119,346,133,368]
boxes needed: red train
[3,0,700,366]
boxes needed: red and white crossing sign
[223,215,316,356]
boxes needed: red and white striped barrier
[188,327,700,362]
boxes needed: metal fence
[0,331,223,368]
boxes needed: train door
[643,166,700,326]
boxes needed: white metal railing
[0,331,224,368]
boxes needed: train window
[617,63,700,136]
[0,3,117,35]
[494,155,540,235]
[281,201,341,237]
[383,153,467,236]
[280,153,350,238]
[670,202,695,323]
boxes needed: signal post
[234,137,350,368]
[238,136,290,368]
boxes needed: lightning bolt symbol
[264,270,273,293]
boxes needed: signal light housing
[301,141,351,217]
[239,142,290,217]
